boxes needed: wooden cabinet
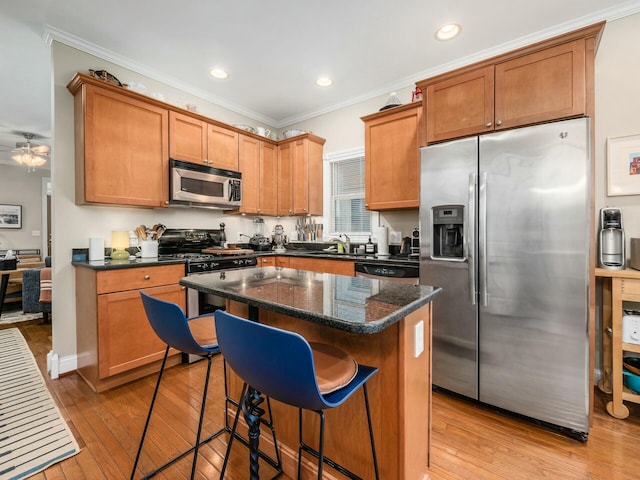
[75,264,186,392]
[68,75,169,208]
[288,257,354,276]
[169,113,239,170]
[277,134,325,216]
[208,124,239,170]
[169,111,208,164]
[277,141,294,216]
[418,24,603,143]
[236,134,277,215]
[259,142,278,216]
[362,102,422,211]
[257,256,290,268]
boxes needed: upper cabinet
[417,23,603,143]
[281,134,325,216]
[361,102,423,211]
[67,73,324,214]
[235,134,277,216]
[68,75,169,208]
[208,124,239,171]
[169,111,207,164]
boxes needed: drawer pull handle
[144,275,151,280]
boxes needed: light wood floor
[5,319,640,479]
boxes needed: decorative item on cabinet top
[89,69,126,87]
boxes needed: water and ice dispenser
[432,205,465,260]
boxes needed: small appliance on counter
[409,227,420,259]
[272,224,287,253]
[599,207,625,270]
[240,218,272,251]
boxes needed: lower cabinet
[288,257,354,276]
[75,264,186,392]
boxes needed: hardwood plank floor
[5,319,640,479]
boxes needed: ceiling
[1,0,639,168]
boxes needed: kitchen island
[180,266,441,480]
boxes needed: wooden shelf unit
[596,267,640,419]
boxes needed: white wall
[595,14,640,252]
[0,163,48,252]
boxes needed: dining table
[180,266,441,480]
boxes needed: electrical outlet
[237,232,243,241]
[414,320,424,358]
[32,230,41,236]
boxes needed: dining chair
[130,291,224,480]
[214,309,380,479]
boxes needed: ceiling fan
[12,132,50,172]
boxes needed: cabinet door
[97,283,185,378]
[494,40,585,129]
[258,256,276,267]
[292,139,309,215]
[259,142,278,216]
[169,111,208,164]
[208,124,239,170]
[277,142,294,216]
[238,134,260,214]
[364,104,422,210]
[425,66,494,142]
[275,256,290,268]
[80,85,169,207]
[306,139,324,216]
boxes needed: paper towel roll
[89,237,104,261]
[377,226,389,256]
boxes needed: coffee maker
[431,205,464,260]
[599,207,625,270]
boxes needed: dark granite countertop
[180,266,440,334]
[72,257,186,270]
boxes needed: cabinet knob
[144,275,151,280]
[496,120,502,126]
[164,201,170,205]
[485,122,492,128]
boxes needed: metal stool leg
[190,355,214,479]
[130,346,170,480]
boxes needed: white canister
[140,240,159,258]
[89,237,104,261]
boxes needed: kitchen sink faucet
[329,234,351,254]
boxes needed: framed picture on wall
[607,133,640,196]
[0,204,22,229]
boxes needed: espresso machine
[599,207,625,270]
[431,205,464,260]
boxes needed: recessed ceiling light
[209,68,229,79]
[316,77,332,87]
[435,23,461,41]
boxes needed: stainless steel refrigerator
[420,117,591,439]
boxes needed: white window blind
[329,155,371,235]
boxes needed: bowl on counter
[623,356,640,376]
[282,129,305,138]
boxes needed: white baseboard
[47,350,77,379]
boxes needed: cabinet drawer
[622,278,640,297]
[97,264,185,294]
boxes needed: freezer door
[478,118,590,434]
[420,137,479,399]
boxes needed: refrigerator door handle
[479,171,488,307]
[468,172,477,305]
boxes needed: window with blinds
[329,155,372,235]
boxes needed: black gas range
[158,228,257,274]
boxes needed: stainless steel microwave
[169,158,242,209]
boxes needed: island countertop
[180,266,441,334]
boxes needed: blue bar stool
[131,291,225,480]
[215,309,380,480]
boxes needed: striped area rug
[0,328,80,479]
